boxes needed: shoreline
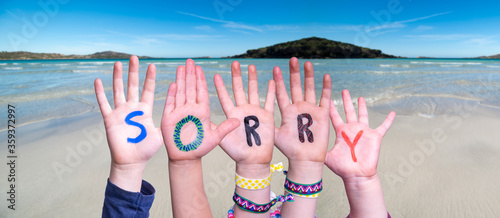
[4,92,499,132]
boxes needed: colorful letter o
[173,115,204,152]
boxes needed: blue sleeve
[102,179,155,218]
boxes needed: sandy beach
[1,96,499,217]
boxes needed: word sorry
[174,115,204,152]
[125,111,147,143]
[297,113,314,143]
[341,130,364,162]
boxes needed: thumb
[214,118,240,143]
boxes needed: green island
[225,37,403,59]
[1,37,498,60]
[0,51,154,60]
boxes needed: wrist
[286,160,323,183]
[342,173,388,217]
[342,173,381,192]
[109,162,146,192]
[168,158,202,167]
[236,163,270,178]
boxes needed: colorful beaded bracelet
[232,191,294,214]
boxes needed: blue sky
[1,0,500,58]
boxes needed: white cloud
[413,25,434,32]
[195,25,215,32]
[463,37,498,47]
[404,34,475,40]
[149,34,224,40]
[178,11,262,32]
[366,11,452,32]
[230,29,251,35]
[404,34,499,47]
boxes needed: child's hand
[275,57,331,218]
[215,61,276,218]
[161,59,239,162]
[274,58,332,173]
[325,89,396,180]
[94,56,163,192]
[214,61,276,175]
[326,89,395,218]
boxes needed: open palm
[94,56,163,167]
[214,61,276,165]
[161,59,239,162]
[325,90,395,179]
[273,58,332,163]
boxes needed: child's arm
[325,90,395,218]
[161,59,239,218]
[214,62,276,217]
[94,56,163,217]
[274,57,332,217]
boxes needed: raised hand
[274,57,331,217]
[94,56,163,192]
[215,61,276,170]
[161,59,239,218]
[274,57,331,169]
[161,59,239,161]
[215,61,276,217]
[326,89,395,218]
[325,89,395,179]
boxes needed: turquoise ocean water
[1,58,500,126]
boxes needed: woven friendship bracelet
[233,191,294,214]
[235,162,284,190]
[284,177,323,196]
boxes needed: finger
[304,61,316,104]
[140,64,156,106]
[319,74,332,108]
[342,89,357,123]
[289,57,304,103]
[214,118,240,143]
[196,66,209,105]
[112,61,126,108]
[185,59,196,104]
[358,97,369,125]
[376,111,396,136]
[231,61,247,106]
[264,80,276,112]
[94,79,112,116]
[273,66,290,111]
[127,55,140,102]
[329,99,344,128]
[164,82,177,115]
[214,74,235,115]
[248,65,260,106]
[175,65,186,107]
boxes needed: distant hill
[226,37,401,59]
[0,51,156,60]
[476,54,500,59]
